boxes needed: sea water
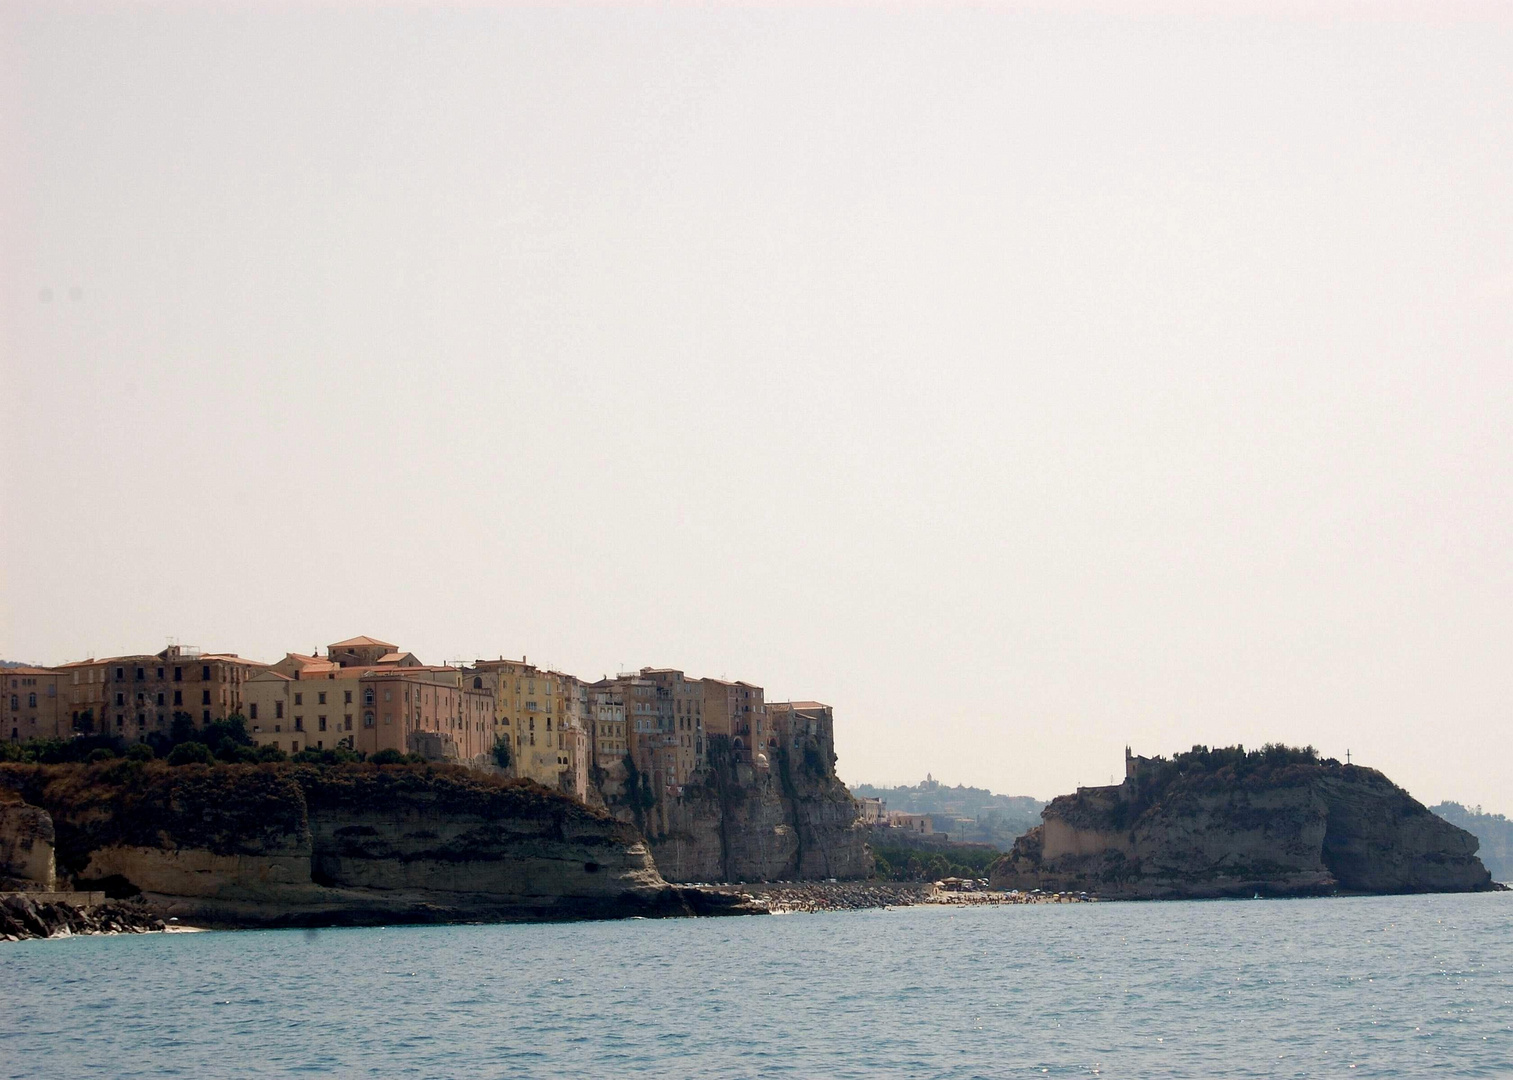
[2,891,1509,1078]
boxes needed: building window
[317,692,326,705]
[202,710,210,723]
[344,715,352,731]
[294,693,303,706]
[202,666,211,681]
[28,693,37,708]
[8,696,15,710]
[276,702,284,719]
[295,717,304,732]
[174,667,182,682]
[364,713,374,728]
[344,690,352,704]
[275,724,281,733]
[156,668,164,679]
[156,693,164,706]
[250,704,258,720]
[116,693,125,706]
[318,716,326,731]
[384,691,391,702]
[135,667,144,681]
[291,742,298,754]
[202,690,211,705]
[173,690,182,706]
[364,689,374,705]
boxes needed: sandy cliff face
[0,762,748,926]
[992,761,1492,898]
[641,739,871,883]
[0,795,57,890]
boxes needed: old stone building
[4,667,69,742]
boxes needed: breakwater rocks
[722,881,1096,913]
[992,747,1496,899]
[0,761,757,928]
[1,895,164,941]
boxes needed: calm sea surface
[3,892,1510,1078]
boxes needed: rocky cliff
[632,737,871,883]
[0,761,755,927]
[1,788,56,890]
[991,747,1494,899]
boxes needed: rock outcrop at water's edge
[1,894,164,941]
[636,736,872,883]
[990,747,1495,899]
[0,762,760,929]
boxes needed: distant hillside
[0,661,42,669]
[850,776,1045,849]
[1430,803,1513,883]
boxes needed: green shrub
[370,748,406,765]
[167,741,214,766]
[86,747,117,763]
[125,743,156,762]
[215,739,261,764]
[492,735,513,769]
[256,744,288,763]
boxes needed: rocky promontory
[0,761,758,929]
[991,745,1495,899]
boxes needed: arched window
[364,689,375,706]
[473,677,483,690]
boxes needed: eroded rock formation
[0,762,756,927]
[991,748,1494,898]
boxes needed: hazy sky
[3,2,1510,811]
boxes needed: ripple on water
[2,892,1511,1079]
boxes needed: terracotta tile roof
[785,701,830,711]
[2,666,60,676]
[329,635,397,649]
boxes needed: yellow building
[467,657,564,787]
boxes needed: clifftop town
[3,635,869,886]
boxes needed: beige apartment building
[4,667,69,742]
[246,637,492,761]
[52,658,112,735]
[87,646,265,742]
[639,668,703,791]
[701,678,766,765]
